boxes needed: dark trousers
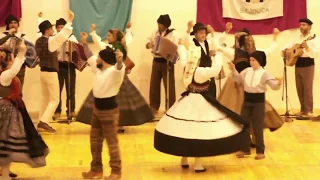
[149,59,176,110]
[295,66,314,114]
[90,107,121,175]
[241,101,265,154]
[55,63,76,115]
[16,66,26,97]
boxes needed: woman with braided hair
[76,24,154,133]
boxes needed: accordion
[152,36,178,63]
[3,38,39,68]
[69,42,88,72]
[24,40,39,68]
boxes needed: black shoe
[250,143,256,148]
[181,165,189,169]
[10,171,18,178]
[37,121,56,133]
[296,115,310,120]
[195,168,207,173]
[117,129,125,133]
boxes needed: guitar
[285,34,316,66]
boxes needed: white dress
[154,59,249,157]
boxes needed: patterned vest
[35,37,59,71]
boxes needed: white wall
[1,0,320,113]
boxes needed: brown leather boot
[255,154,265,160]
[104,174,121,180]
[236,151,251,158]
[82,170,103,179]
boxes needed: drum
[152,36,178,63]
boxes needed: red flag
[197,0,307,35]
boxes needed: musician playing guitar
[282,18,320,119]
[0,14,30,97]
[146,14,180,117]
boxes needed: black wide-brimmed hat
[190,23,207,35]
[38,20,54,33]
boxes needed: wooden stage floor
[10,117,320,180]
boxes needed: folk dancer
[35,11,74,133]
[80,32,125,180]
[76,23,154,133]
[183,21,233,98]
[38,12,78,120]
[229,51,283,160]
[0,42,49,180]
[146,14,180,117]
[282,18,320,120]
[154,45,248,173]
[217,28,283,147]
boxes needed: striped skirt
[0,99,49,167]
[76,75,154,126]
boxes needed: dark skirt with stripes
[76,75,154,126]
[0,99,49,167]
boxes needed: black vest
[193,38,216,98]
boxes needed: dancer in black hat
[35,11,74,133]
[229,50,283,160]
[184,21,223,98]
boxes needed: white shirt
[146,29,180,58]
[0,51,25,87]
[232,67,281,93]
[282,33,320,58]
[86,55,125,98]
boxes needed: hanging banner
[222,0,283,20]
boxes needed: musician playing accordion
[146,14,180,116]
[0,14,30,97]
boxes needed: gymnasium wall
[1,0,319,114]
